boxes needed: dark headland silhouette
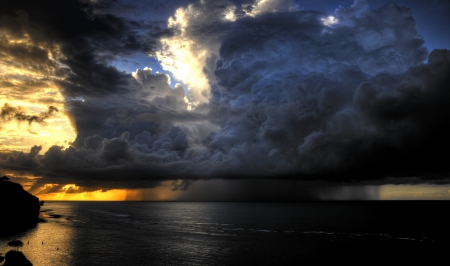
[0,177,40,265]
[0,176,41,236]
[1,250,32,266]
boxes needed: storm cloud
[1,0,450,195]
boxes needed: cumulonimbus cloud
[1,0,450,192]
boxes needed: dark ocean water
[0,201,448,265]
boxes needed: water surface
[0,201,447,265]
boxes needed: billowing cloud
[132,67,186,109]
[1,0,450,198]
[154,0,300,106]
[204,0,432,179]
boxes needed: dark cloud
[171,179,193,191]
[89,0,199,21]
[0,104,58,126]
[1,0,450,194]
[3,145,42,170]
[132,67,186,110]
[0,0,182,146]
[202,1,434,181]
[171,179,381,201]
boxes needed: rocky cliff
[0,178,40,235]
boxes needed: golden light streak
[38,189,129,201]
[35,181,184,201]
[0,98,76,151]
[0,33,76,152]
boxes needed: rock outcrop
[3,250,32,266]
[0,177,40,236]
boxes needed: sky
[1,0,450,201]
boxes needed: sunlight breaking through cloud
[321,15,338,26]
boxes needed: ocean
[0,201,448,265]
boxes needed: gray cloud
[168,179,380,201]
[1,0,450,194]
[202,0,432,180]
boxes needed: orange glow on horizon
[35,181,183,201]
[38,189,129,201]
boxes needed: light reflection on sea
[0,203,75,266]
[0,201,448,265]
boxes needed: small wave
[395,237,416,241]
[112,213,130,218]
[249,229,272,233]
[88,209,130,218]
[301,231,432,243]
[303,231,335,235]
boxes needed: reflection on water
[0,201,448,265]
[0,204,75,266]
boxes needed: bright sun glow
[156,37,210,105]
[154,3,232,106]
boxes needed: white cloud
[243,0,299,17]
[153,0,300,108]
[321,15,338,27]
